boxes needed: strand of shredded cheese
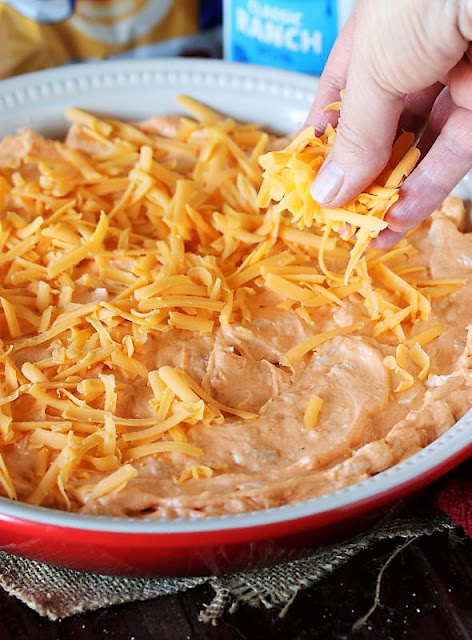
[303,395,323,430]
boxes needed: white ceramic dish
[0,59,469,577]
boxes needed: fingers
[376,88,454,248]
[386,106,472,233]
[304,15,356,135]
[397,83,444,140]
[372,84,468,247]
[415,88,455,158]
[309,0,408,207]
[372,87,454,248]
[309,63,404,207]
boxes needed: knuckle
[403,173,450,225]
[444,137,472,165]
[418,167,452,203]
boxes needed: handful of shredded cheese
[258,126,421,283]
[0,96,463,511]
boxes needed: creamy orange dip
[0,99,470,518]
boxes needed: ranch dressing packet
[223,0,355,76]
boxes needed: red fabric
[432,459,472,536]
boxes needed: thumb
[310,8,404,207]
[310,78,403,206]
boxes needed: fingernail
[385,212,411,233]
[310,160,344,204]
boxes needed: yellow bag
[0,0,200,78]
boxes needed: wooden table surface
[0,502,470,639]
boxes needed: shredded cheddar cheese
[0,97,458,511]
[281,323,364,366]
[173,462,228,485]
[303,395,323,430]
[383,355,415,393]
[383,337,434,392]
[409,342,431,380]
[259,132,411,279]
[258,127,419,282]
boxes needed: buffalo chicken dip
[0,96,469,518]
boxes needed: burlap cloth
[0,510,461,623]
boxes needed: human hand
[306,0,472,247]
